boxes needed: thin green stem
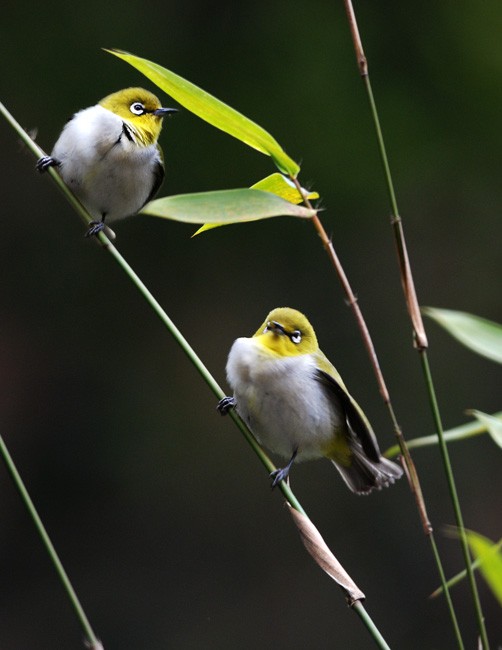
[0,434,102,649]
[2,100,392,648]
[362,48,489,650]
[364,78,398,216]
[363,77,428,349]
[353,602,391,650]
[2,105,103,650]
[341,2,475,646]
[420,352,489,649]
[361,67,470,650]
[428,532,464,646]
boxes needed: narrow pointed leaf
[105,49,300,176]
[141,188,316,224]
[466,531,502,606]
[252,173,319,203]
[423,307,502,363]
[430,536,502,598]
[468,410,502,449]
[193,174,319,235]
[384,410,502,457]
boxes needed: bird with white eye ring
[37,87,178,237]
[218,307,403,493]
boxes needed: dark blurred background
[2,1,501,648]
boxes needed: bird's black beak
[267,321,287,336]
[153,107,179,117]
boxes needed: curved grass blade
[430,536,502,599]
[105,49,300,176]
[468,410,502,449]
[465,531,502,606]
[141,188,316,224]
[384,410,502,458]
[423,307,502,364]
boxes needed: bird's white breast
[52,105,161,221]
[226,337,343,461]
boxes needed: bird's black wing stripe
[145,159,165,206]
[122,122,134,142]
[314,369,381,461]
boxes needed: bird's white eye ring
[290,331,302,344]
[130,102,145,115]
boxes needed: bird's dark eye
[290,330,302,344]
[130,102,145,115]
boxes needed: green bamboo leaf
[430,536,502,599]
[468,410,502,449]
[252,173,319,203]
[192,174,319,236]
[384,410,502,458]
[466,531,502,606]
[105,49,300,177]
[141,188,316,224]
[423,307,502,363]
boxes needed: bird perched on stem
[218,307,403,493]
[37,87,177,236]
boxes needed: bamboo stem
[341,2,489,647]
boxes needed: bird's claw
[217,396,236,415]
[269,448,297,488]
[85,221,105,238]
[269,467,289,489]
[36,156,61,173]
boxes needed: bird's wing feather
[145,151,165,206]
[314,367,381,462]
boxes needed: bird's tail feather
[331,445,403,495]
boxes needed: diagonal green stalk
[353,602,391,650]
[1,100,392,649]
[420,353,489,647]
[342,2,488,648]
[87,205,394,650]
[1,101,104,650]
[0,433,102,650]
[102,228,311,511]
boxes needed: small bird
[218,307,403,494]
[36,87,177,236]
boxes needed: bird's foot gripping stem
[217,396,236,415]
[269,448,298,489]
[36,156,61,172]
[85,220,106,238]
